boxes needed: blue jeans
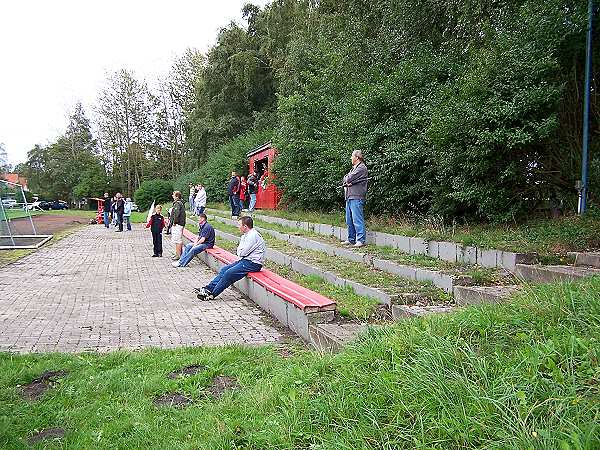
[124,215,131,231]
[345,199,366,244]
[249,194,257,212]
[229,195,241,216]
[205,259,262,297]
[179,242,209,267]
[103,211,110,228]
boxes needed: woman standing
[239,176,248,211]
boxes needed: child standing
[145,204,165,257]
[123,197,133,231]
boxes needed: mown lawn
[1,278,599,449]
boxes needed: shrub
[134,179,174,210]
[173,130,272,203]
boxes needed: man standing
[247,171,258,212]
[172,213,215,268]
[115,193,125,232]
[228,171,241,218]
[188,184,195,213]
[195,216,265,301]
[102,192,111,228]
[341,150,368,247]
[194,183,207,215]
[170,191,186,260]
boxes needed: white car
[1,198,17,208]
[130,202,139,212]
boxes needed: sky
[0,0,270,168]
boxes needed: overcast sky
[0,0,269,167]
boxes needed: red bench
[182,227,335,313]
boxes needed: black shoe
[152,254,158,257]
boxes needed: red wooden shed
[247,142,282,210]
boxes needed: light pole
[579,0,595,214]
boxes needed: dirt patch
[7,215,89,235]
[167,364,207,379]
[153,392,193,408]
[26,427,66,445]
[206,375,239,399]
[19,370,69,401]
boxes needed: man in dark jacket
[228,171,241,218]
[102,192,112,228]
[341,150,368,247]
[115,193,125,232]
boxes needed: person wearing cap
[341,150,368,247]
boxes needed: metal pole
[20,185,37,235]
[579,0,595,214]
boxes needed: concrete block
[344,279,391,305]
[291,258,322,277]
[393,235,412,254]
[415,268,439,283]
[409,237,428,255]
[266,249,292,267]
[374,232,392,248]
[372,258,417,280]
[458,246,478,265]
[266,289,290,327]
[317,223,335,237]
[437,242,458,263]
[365,231,377,244]
[322,271,341,286]
[428,241,440,258]
[287,304,309,341]
[453,285,520,306]
[477,249,499,268]
[306,310,335,324]
[333,247,368,264]
[432,274,454,293]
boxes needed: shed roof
[246,141,272,158]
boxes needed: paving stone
[0,226,286,353]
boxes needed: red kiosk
[247,142,282,210]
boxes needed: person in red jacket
[145,204,165,257]
[239,176,248,211]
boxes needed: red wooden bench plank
[183,227,335,311]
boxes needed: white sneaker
[341,240,353,245]
[354,242,365,248]
[171,261,180,267]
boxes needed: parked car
[1,198,17,209]
[130,202,139,212]
[51,200,69,210]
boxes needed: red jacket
[239,180,248,201]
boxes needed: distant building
[1,173,29,191]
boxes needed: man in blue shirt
[172,213,215,268]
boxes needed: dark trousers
[229,195,241,216]
[152,231,163,256]
[117,212,124,231]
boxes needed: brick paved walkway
[0,225,287,353]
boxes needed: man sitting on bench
[195,216,265,301]
[172,213,215,268]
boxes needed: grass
[206,218,450,303]
[1,277,599,448]
[207,202,600,258]
[207,209,508,285]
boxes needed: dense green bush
[133,179,174,210]
[271,0,591,221]
[174,130,272,203]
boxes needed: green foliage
[272,0,592,221]
[73,162,110,199]
[174,130,272,203]
[134,179,174,210]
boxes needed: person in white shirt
[195,216,265,300]
[194,184,207,216]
